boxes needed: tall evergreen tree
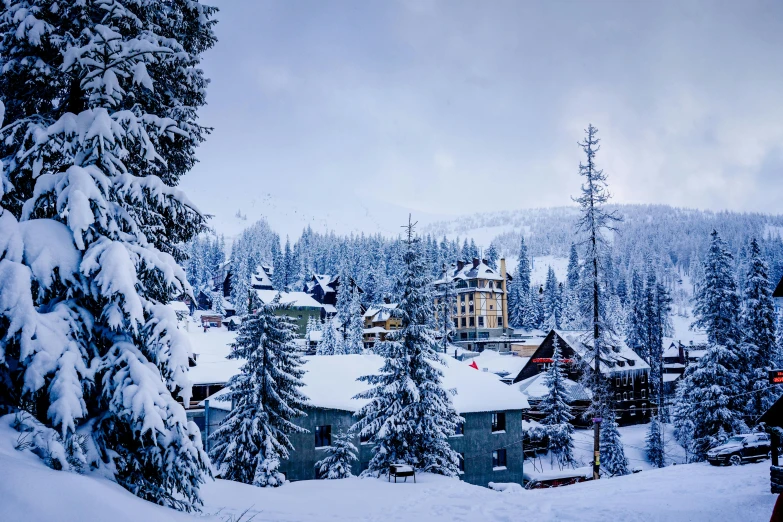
[210,296,309,487]
[539,336,575,469]
[352,217,461,476]
[486,243,499,270]
[692,231,741,346]
[436,265,457,353]
[567,243,580,291]
[510,237,534,328]
[0,0,216,510]
[573,124,621,480]
[317,319,341,356]
[599,410,630,477]
[626,270,646,356]
[646,415,666,468]
[543,266,562,328]
[742,237,780,417]
[343,286,365,354]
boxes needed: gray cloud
[183,0,783,238]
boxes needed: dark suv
[706,433,771,466]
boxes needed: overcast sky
[182,0,783,238]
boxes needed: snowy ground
[1,415,777,522]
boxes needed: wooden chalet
[511,329,652,426]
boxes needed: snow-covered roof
[251,266,274,289]
[306,273,335,295]
[363,326,388,335]
[436,259,506,284]
[186,327,241,385]
[663,373,681,383]
[553,330,650,375]
[363,303,398,322]
[205,354,530,414]
[254,290,323,309]
[518,373,593,402]
[169,301,189,312]
[322,304,337,314]
[466,350,529,379]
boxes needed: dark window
[616,393,622,402]
[491,412,506,432]
[498,317,503,327]
[478,316,484,327]
[492,449,507,468]
[454,421,464,435]
[461,318,467,327]
[469,305,474,313]
[469,317,475,327]
[458,453,465,472]
[629,391,634,400]
[315,425,331,447]
[630,406,636,416]
[192,414,205,432]
[616,376,621,386]
[454,319,459,329]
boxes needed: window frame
[492,448,507,469]
[314,425,332,448]
[491,412,506,433]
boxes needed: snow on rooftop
[254,290,323,309]
[169,300,189,312]
[466,349,529,379]
[185,326,241,385]
[518,373,593,402]
[554,330,650,374]
[363,303,398,319]
[204,354,529,414]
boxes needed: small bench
[388,464,416,483]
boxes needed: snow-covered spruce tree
[693,230,742,346]
[436,265,457,353]
[599,410,629,477]
[566,243,580,291]
[742,238,780,417]
[0,0,216,510]
[352,217,461,476]
[315,430,358,479]
[510,236,534,329]
[573,124,621,479]
[486,242,499,270]
[646,415,666,468]
[317,319,340,355]
[625,270,646,356]
[343,285,365,354]
[539,336,575,469]
[210,295,309,487]
[543,266,562,329]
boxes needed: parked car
[706,433,772,466]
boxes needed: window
[314,425,331,448]
[453,421,464,436]
[461,305,466,314]
[616,376,621,386]
[498,317,503,327]
[469,317,475,327]
[616,393,622,402]
[641,373,646,383]
[623,392,628,401]
[478,316,484,327]
[454,319,459,329]
[641,389,647,399]
[628,391,634,400]
[624,374,629,386]
[461,318,467,327]
[492,449,507,469]
[469,305,474,313]
[458,453,465,473]
[642,403,648,416]
[297,314,303,319]
[492,412,506,433]
[489,304,493,310]
[630,406,636,416]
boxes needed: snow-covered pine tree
[573,124,621,480]
[646,415,666,468]
[742,237,780,417]
[343,286,365,354]
[0,0,216,510]
[510,237,534,329]
[543,266,562,328]
[486,243,499,270]
[212,289,226,315]
[567,243,580,291]
[626,270,646,357]
[210,295,309,487]
[693,230,742,346]
[315,430,358,479]
[317,319,340,356]
[599,410,630,477]
[352,217,461,476]
[539,336,575,469]
[436,264,457,353]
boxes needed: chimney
[472,258,479,269]
[456,260,465,271]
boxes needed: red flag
[469,360,479,370]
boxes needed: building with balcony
[434,258,513,352]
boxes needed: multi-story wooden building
[434,258,512,352]
[511,329,652,426]
[362,303,401,349]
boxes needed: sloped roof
[553,329,650,374]
[363,303,398,321]
[251,265,274,288]
[203,354,529,414]
[255,290,323,309]
[435,259,508,285]
[518,372,593,402]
